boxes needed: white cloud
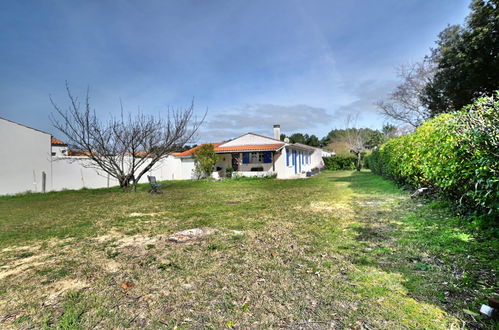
[197,104,333,142]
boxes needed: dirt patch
[0,253,51,280]
[128,212,164,217]
[309,202,351,212]
[116,235,161,247]
[103,260,121,272]
[43,279,89,306]
[168,228,215,243]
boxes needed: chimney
[273,124,281,140]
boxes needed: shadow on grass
[336,170,498,328]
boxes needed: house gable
[218,133,283,148]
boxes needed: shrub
[193,144,218,179]
[323,155,357,170]
[366,93,498,225]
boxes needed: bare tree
[50,83,204,190]
[344,114,365,172]
[376,59,436,127]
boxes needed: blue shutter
[286,149,289,166]
[292,150,296,165]
[263,151,272,163]
[242,152,249,164]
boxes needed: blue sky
[0,0,470,143]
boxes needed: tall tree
[306,134,321,147]
[51,83,203,190]
[289,133,306,144]
[422,0,499,115]
[376,60,435,127]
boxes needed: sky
[0,0,471,143]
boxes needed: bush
[366,93,499,225]
[193,144,218,179]
[323,155,357,170]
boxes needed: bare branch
[50,85,204,190]
[376,59,436,127]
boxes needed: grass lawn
[0,170,497,329]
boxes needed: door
[292,150,297,174]
[231,153,239,171]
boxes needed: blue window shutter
[292,150,296,165]
[242,152,249,164]
[263,151,272,163]
[286,149,289,166]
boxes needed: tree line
[377,0,498,126]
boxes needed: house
[0,117,53,195]
[174,125,329,179]
[0,118,331,195]
[51,137,68,157]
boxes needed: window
[250,152,263,163]
[250,152,263,164]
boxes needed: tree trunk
[356,152,362,171]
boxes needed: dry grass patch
[0,171,496,328]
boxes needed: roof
[215,144,284,153]
[68,150,92,156]
[173,142,285,157]
[0,117,51,136]
[291,143,321,151]
[172,143,223,157]
[51,137,67,146]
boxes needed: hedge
[366,94,498,224]
[323,155,357,170]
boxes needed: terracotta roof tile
[51,137,67,146]
[215,143,284,153]
[172,143,223,157]
[173,142,285,157]
[68,150,91,156]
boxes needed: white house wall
[0,119,52,195]
[180,158,196,179]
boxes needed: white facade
[51,145,68,157]
[206,133,327,179]
[0,119,329,195]
[0,118,52,195]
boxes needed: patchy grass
[0,171,497,328]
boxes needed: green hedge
[366,94,498,224]
[323,155,357,170]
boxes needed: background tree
[193,144,218,179]
[306,134,321,147]
[288,133,305,144]
[51,84,203,190]
[422,0,499,115]
[322,127,385,154]
[382,124,398,140]
[376,60,435,127]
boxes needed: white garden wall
[50,155,187,192]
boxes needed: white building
[174,125,330,179]
[0,117,53,195]
[0,118,331,195]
